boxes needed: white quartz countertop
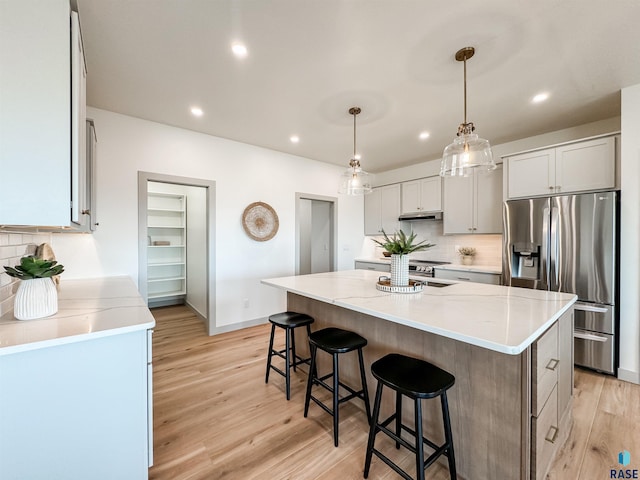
[262,270,576,355]
[0,276,155,355]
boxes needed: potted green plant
[457,246,477,265]
[4,256,64,320]
[373,230,435,286]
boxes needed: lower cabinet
[354,260,390,272]
[530,308,573,480]
[434,268,501,285]
[0,330,152,480]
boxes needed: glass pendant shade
[440,46,496,177]
[441,130,495,177]
[339,158,372,195]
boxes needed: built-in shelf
[147,192,186,307]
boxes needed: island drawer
[532,322,559,417]
[531,384,559,480]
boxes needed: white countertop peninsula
[262,270,576,479]
[0,276,155,355]
[262,269,575,354]
[0,276,154,480]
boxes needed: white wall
[51,108,364,330]
[619,85,640,384]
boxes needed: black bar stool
[265,311,314,400]
[364,353,457,480]
[304,327,371,447]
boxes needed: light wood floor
[148,305,640,480]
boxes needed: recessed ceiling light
[419,131,430,140]
[190,107,204,117]
[532,92,549,103]
[290,135,299,143]
[232,43,248,58]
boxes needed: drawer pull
[457,277,471,281]
[545,358,559,371]
[545,425,559,444]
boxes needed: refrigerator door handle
[550,205,559,290]
[541,206,550,289]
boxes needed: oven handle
[573,330,609,343]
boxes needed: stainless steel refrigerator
[503,191,619,374]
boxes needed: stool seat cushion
[268,311,314,328]
[371,353,455,399]
[308,327,367,353]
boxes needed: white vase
[390,254,409,287]
[14,278,58,320]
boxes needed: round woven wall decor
[242,201,279,241]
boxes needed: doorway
[138,172,216,334]
[296,193,337,275]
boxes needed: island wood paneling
[288,292,527,479]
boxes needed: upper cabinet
[506,136,616,199]
[443,164,503,235]
[400,177,442,214]
[364,184,401,235]
[0,1,90,229]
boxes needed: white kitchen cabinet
[507,136,616,199]
[401,176,442,214]
[147,193,187,306]
[0,329,152,480]
[364,184,401,235]
[0,1,89,228]
[434,268,501,285]
[355,260,390,272]
[443,164,503,234]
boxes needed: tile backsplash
[0,232,52,318]
[360,220,503,267]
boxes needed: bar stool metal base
[364,353,457,480]
[265,312,314,400]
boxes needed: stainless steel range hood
[398,211,442,221]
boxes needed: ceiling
[77,0,640,173]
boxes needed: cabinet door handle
[545,358,559,371]
[549,186,554,190]
[545,425,559,444]
[81,209,91,215]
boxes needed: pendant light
[339,107,372,195]
[440,47,496,177]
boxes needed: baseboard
[617,367,640,385]
[208,316,268,336]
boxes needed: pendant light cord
[463,56,467,125]
[353,110,357,159]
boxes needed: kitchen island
[0,276,155,480]
[262,270,577,480]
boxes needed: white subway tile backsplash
[0,232,53,318]
[362,221,503,267]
